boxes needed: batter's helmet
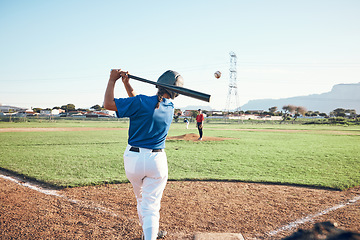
[157,70,184,99]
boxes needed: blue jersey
[114,95,174,149]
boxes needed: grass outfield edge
[1,166,352,191]
[0,167,64,190]
[0,167,129,189]
[167,178,346,191]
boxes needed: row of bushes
[304,117,360,125]
[2,116,359,125]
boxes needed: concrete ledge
[194,233,244,240]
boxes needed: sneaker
[198,137,202,141]
[157,230,167,239]
[141,230,167,239]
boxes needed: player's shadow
[168,178,342,191]
[0,167,65,190]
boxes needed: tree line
[31,103,359,121]
[32,104,104,113]
[279,105,358,122]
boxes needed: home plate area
[1,171,360,239]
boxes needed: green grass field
[0,120,359,190]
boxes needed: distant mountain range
[240,82,360,113]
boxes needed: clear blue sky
[1,0,359,111]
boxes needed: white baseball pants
[123,145,168,240]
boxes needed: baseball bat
[128,74,211,102]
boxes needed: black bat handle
[128,74,157,85]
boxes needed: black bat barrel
[128,74,211,102]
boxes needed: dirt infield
[1,175,359,240]
[1,129,359,239]
[0,127,128,132]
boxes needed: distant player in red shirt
[196,109,204,140]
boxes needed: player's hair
[155,88,168,109]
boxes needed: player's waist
[127,145,163,153]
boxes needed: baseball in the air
[214,71,221,79]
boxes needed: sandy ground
[1,176,359,239]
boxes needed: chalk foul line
[0,173,137,221]
[267,195,360,237]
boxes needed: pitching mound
[167,133,230,142]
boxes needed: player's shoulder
[136,94,154,99]
[137,94,173,108]
[135,94,157,103]
[133,94,155,106]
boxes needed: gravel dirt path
[1,175,359,240]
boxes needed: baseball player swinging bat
[127,74,211,102]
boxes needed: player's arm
[121,71,137,97]
[104,69,121,111]
[104,69,137,111]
